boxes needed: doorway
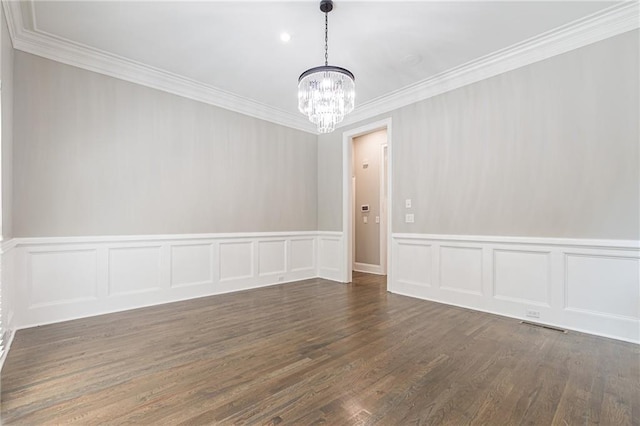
[342,118,392,287]
[352,130,387,275]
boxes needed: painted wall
[317,133,342,231]
[1,5,15,357]
[353,129,385,265]
[317,30,639,240]
[1,6,13,240]
[13,52,318,237]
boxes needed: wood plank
[2,272,638,425]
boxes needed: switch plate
[405,199,412,208]
[375,216,380,223]
[405,214,414,223]
[363,216,368,224]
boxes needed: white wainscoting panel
[28,249,98,308]
[439,246,483,296]
[290,238,315,272]
[392,234,640,343]
[6,231,325,329]
[258,240,286,277]
[493,249,551,307]
[396,241,432,288]
[318,232,344,282]
[219,241,253,282]
[170,244,213,288]
[565,253,639,319]
[108,246,162,296]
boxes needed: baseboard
[0,328,15,372]
[391,233,640,343]
[353,262,384,275]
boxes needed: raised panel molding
[318,235,343,282]
[27,249,98,308]
[7,232,323,329]
[439,246,483,296]
[392,233,640,343]
[108,246,162,296]
[290,239,315,272]
[493,249,551,307]
[258,240,286,277]
[170,244,213,288]
[565,253,639,319]
[395,242,432,288]
[4,232,639,343]
[219,241,254,282]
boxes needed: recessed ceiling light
[280,32,291,43]
[401,54,423,67]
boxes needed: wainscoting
[1,231,342,331]
[1,231,638,347]
[391,233,640,343]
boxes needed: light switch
[363,216,368,224]
[405,199,412,208]
[405,213,414,223]
[375,216,380,223]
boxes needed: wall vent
[520,321,567,333]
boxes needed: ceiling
[7,1,631,131]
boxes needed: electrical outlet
[525,309,540,319]
[405,213,414,223]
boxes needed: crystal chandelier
[298,0,355,133]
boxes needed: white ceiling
[10,1,627,130]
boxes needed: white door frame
[380,143,388,275]
[342,118,392,287]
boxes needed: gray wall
[1,6,13,239]
[318,30,640,240]
[13,52,318,237]
[317,132,342,231]
[354,129,385,265]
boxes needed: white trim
[343,118,393,285]
[11,231,321,247]
[338,2,639,129]
[316,231,342,237]
[379,143,388,275]
[2,2,637,133]
[393,233,640,250]
[353,262,384,275]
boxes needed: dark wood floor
[1,272,638,425]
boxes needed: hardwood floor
[1,272,638,425]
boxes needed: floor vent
[520,321,567,333]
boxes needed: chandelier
[298,0,355,133]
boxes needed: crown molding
[1,1,317,134]
[2,1,638,135]
[339,1,640,128]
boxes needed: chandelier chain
[324,12,328,66]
